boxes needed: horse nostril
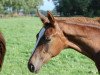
[28,63,35,72]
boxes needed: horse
[28,11,100,74]
[0,32,6,71]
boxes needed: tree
[53,0,100,17]
[0,0,5,14]
[23,0,43,14]
[89,0,100,16]
[0,0,43,15]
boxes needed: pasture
[0,17,98,75]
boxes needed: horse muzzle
[28,61,42,73]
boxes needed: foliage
[53,0,100,17]
[0,1,4,14]
[0,17,98,75]
[0,0,43,15]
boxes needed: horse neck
[58,21,100,60]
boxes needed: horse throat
[58,22,100,60]
[66,34,95,59]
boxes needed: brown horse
[0,32,6,71]
[28,11,100,74]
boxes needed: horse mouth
[30,68,40,74]
[34,69,40,73]
[28,62,41,73]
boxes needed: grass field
[0,17,99,75]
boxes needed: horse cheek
[50,41,64,57]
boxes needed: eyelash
[36,35,51,42]
[45,37,51,41]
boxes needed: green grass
[0,17,99,75]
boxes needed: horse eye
[45,36,51,41]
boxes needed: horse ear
[47,11,55,25]
[37,10,49,25]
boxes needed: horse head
[28,11,68,73]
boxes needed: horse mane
[94,17,100,23]
[55,17,100,29]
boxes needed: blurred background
[0,0,100,17]
[0,0,99,75]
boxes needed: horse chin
[34,68,40,74]
[33,63,43,73]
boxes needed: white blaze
[32,27,46,52]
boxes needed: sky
[40,0,55,11]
